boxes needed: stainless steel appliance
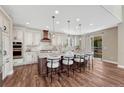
[13,42,22,59]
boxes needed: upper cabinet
[33,32,41,46]
[3,16,10,34]
[13,27,24,42]
[13,27,41,46]
[24,31,33,46]
[0,10,10,35]
[0,11,3,28]
[24,29,41,46]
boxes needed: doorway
[91,36,102,60]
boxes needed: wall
[118,6,124,68]
[82,27,118,63]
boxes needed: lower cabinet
[24,52,38,65]
[13,58,24,66]
[14,52,38,66]
[25,53,32,65]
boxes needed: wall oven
[13,42,22,59]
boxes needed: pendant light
[67,20,70,34]
[52,16,55,37]
[52,16,55,32]
[67,20,71,47]
[79,24,82,32]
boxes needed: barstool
[62,51,74,77]
[85,52,94,69]
[74,54,85,72]
[46,56,61,83]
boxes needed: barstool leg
[68,66,70,77]
[83,63,85,72]
[58,70,60,81]
[51,69,53,83]
[88,60,90,70]
[70,65,74,75]
[80,63,82,73]
[92,58,93,69]
[46,67,48,77]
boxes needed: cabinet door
[13,28,23,42]
[25,53,32,64]
[2,34,10,79]
[0,11,3,28]
[32,53,38,63]
[33,32,41,46]
[3,16,10,34]
[25,31,33,46]
[17,30,23,42]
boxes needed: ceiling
[2,5,121,35]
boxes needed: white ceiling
[2,5,121,35]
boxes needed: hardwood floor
[3,60,124,87]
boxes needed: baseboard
[102,59,117,64]
[118,65,124,69]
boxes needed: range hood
[41,30,51,42]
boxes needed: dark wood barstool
[46,56,61,83]
[85,52,94,70]
[62,56,74,77]
[74,54,85,72]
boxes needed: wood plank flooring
[3,60,124,87]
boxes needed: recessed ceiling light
[76,18,80,22]
[26,22,30,25]
[55,10,59,14]
[89,24,93,26]
[56,21,60,24]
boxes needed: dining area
[38,50,94,83]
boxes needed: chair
[46,56,61,83]
[85,52,94,69]
[74,54,85,72]
[62,51,74,77]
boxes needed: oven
[13,42,22,59]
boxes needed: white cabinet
[0,7,13,80]
[0,11,10,34]
[24,53,32,64]
[2,33,10,79]
[13,27,23,42]
[32,53,38,63]
[25,30,41,46]
[13,59,24,66]
[0,11,3,28]
[3,16,10,34]
[33,32,41,46]
[25,31,33,46]
[24,52,38,65]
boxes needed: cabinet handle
[4,26,7,31]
